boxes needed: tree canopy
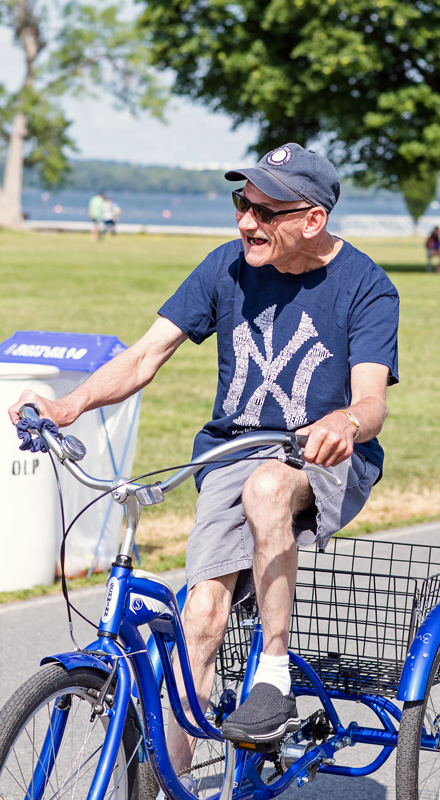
[140,0,440,219]
[0,0,168,225]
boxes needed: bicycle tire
[396,644,440,799]
[157,599,256,799]
[0,663,143,799]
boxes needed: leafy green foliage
[17,87,76,187]
[140,0,440,219]
[399,173,438,223]
[44,2,168,117]
[0,0,168,189]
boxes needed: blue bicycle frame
[40,563,440,800]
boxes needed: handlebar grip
[295,434,308,449]
[19,403,41,420]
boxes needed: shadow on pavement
[279,772,389,798]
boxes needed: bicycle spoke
[0,667,137,800]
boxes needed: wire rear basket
[216,537,440,698]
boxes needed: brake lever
[304,464,342,486]
[278,440,342,486]
[278,450,305,470]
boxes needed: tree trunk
[0,112,27,228]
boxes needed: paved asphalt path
[1,521,440,799]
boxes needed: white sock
[252,652,291,696]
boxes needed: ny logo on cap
[266,146,293,167]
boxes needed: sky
[0,22,258,169]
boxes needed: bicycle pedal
[233,738,282,754]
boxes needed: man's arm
[8,316,188,428]
[296,362,390,468]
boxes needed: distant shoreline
[16,161,242,196]
[5,158,425,205]
[19,186,440,236]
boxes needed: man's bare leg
[220,461,314,744]
[167,572,239,773]
[242,460,314,656]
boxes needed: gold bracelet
[335,409,360,441]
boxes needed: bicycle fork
[84,646,132,800]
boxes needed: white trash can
[0,331,141,584]
[0,363,59,592]
[53,387,141,578]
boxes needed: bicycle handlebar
[160,431,303,493]
[18,404,341,504]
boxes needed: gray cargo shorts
[186,446,380,602]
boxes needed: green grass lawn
[0,229,439,598]
[348,237,439,491]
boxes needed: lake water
[22,188,440,234]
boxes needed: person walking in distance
[100,196,120,238]
[88,191,104,242]
[425,226,440,272]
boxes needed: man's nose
[237,207,258,230]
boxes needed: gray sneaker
[221,683,301,744]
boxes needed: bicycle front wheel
[396,645,440,799]
[0,663,142,799]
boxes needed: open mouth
[247,236,268,246]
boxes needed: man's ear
[302,207,328,238]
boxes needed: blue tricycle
[0,404,439,799]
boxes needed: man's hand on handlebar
[296,411,357,468]
[8,391,74,429]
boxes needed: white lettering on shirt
[223,308,333,429]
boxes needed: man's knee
[182,576,236,647]
[243,462,313,520]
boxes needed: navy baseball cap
[224,143,340,214]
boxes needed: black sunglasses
[232,189,313,224]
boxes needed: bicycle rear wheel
[396,645,440,799]
[0,663,142,799]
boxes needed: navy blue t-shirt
[159,238,399,489]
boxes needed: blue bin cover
[0,331,127,372]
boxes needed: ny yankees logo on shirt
[223,307,333,429]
